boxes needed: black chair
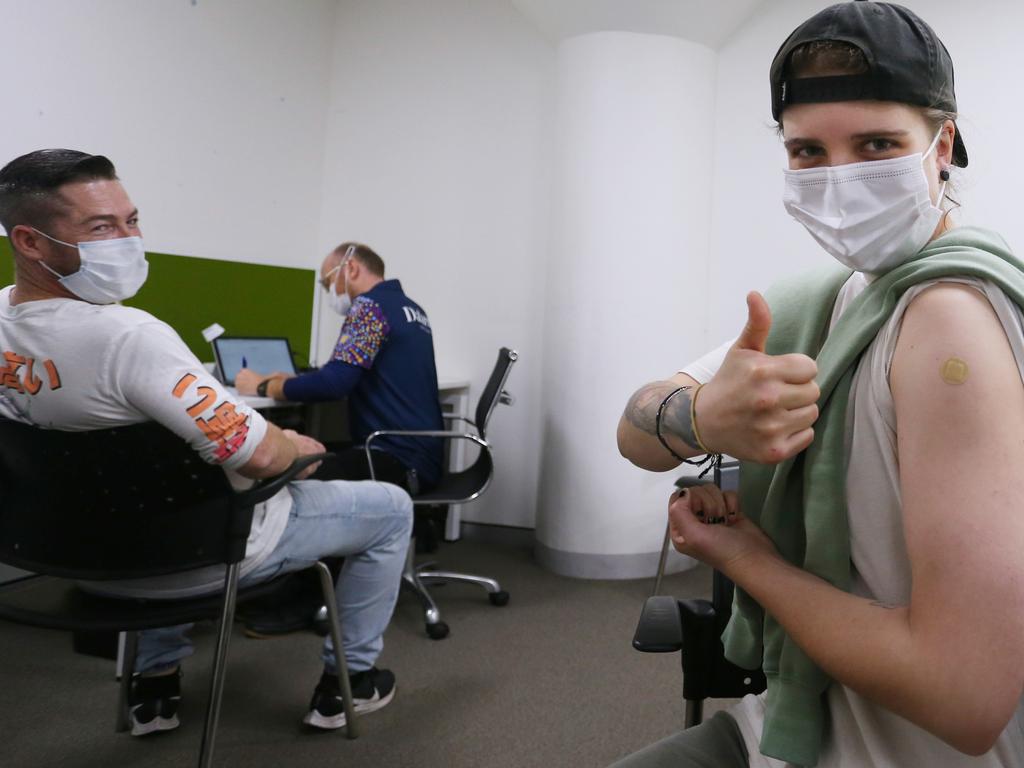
[365,346,518,639]
[0,419,358,767]
[632,461,766,727]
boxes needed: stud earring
[939,168,951,182]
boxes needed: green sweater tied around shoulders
[723,226,1024,767]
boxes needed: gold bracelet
[689,383,713,455]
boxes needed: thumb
[734,291,772,353]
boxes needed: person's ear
[937,120,956,170]
[9,224,48,263]
[347,258,361,282]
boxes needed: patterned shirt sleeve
[331,296,389,369]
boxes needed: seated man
[0,149,413,735]
[235,242,444,495]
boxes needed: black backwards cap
[770,0,968,167]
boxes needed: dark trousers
[311,446,421,495]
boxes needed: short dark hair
[336,241,385,278]
[786,39,869,80]
[0,149,118,235]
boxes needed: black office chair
[365,346,518,639]
[0,419,358,767]
[632,461,766,727]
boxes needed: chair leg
[116,631,127,680]
[313,560,358,739]
[653,522,672,597]
[198,563,241,768]
[399,544,448,638]
[416,568,503,595]
[115,631,138,733]
[684,699,704,729]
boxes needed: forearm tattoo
[624,382,700,451]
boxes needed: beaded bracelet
[655,386,690,462]
[689,383,714,455]
[655,384,722,477]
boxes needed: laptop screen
[213,337,297,387]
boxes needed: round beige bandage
[940,357,969,385]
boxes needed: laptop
[212,336,297,387]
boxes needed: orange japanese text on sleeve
[171,373,251,463]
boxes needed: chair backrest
[425,348,516,502]
[474,347,518,439]
[0,419,251,580]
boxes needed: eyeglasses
[319,263,341,292]
[319,246,357,291]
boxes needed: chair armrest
[635,594,767,701]
[441,414,477,428]
[365,429,487,442]
[633,595,683,652]
[240,452,334,507]
[363,430,490,481]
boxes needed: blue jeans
[134,479,413,676]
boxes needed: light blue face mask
[34,228,149,304]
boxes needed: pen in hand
[242,356,248,369]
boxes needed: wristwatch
[256,379,270,398]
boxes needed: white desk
[232,378,474,542]
[227,385,282,411]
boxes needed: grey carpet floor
[0,536,734,768]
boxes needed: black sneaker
[303,667,396,730]
[129,669,181,736]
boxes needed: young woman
[615,3,1024,767]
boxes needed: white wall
[533,32,716,576]
[318,0,554,527]
[0,0,337,272]
[706,0,1024,347]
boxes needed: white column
[535,32,717,579]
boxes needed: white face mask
[325,246,355,316]
[782,129,947,274]
[34,229,149,304]
[328,280,352,316]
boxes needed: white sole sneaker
[130,711,180,736]
[302,684,396,730]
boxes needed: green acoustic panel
[0,236,314,364]
[0,237,12,286]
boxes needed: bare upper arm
[891,283,1024,731]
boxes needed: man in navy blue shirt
[236,243,444,493]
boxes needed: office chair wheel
[488,590,510,606]
[426,621,450,640]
